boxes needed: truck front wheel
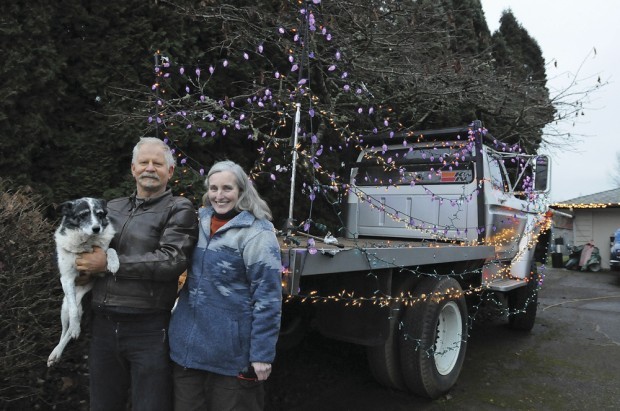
[508,266,540,331]
[399,276,468,399]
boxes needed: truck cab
[345,122,550,281]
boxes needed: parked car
[611,229,620,271]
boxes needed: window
[354,142,475,186]
[487,154,508,192]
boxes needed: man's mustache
[139,173,160,180]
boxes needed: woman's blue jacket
[169,207,282,376]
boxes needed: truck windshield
[354,143,475,186]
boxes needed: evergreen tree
[0,0,559,213]
[0,0,220,204]
[487,9,555,150]
[0,1,63,199]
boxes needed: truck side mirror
[534,155,550,192]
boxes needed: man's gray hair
[132,137,176,168]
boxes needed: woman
[169,160,282,411]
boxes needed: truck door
[483,148,530,260]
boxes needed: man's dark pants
[89,312,172,411]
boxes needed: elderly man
[76,137,198,411]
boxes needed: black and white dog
[47,198,119,367]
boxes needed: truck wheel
[399,277,468,399]
[366,305,406,390]
[508,267,540,331]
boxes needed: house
[551,187,620,270]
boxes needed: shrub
[0,180,89,410]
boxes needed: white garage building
[551,187,620,270]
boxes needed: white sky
[480,0,620,202]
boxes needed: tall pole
[287,3,311,236]
[287,103,302,234]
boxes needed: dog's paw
[68,323,81,339]
[47,351,60,367]
[106,248,120,274]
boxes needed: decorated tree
[126,0,558,230]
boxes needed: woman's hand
[251,362,272,381]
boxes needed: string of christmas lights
[144,0,551,340]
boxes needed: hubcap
[434,301,462,375]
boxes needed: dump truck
[277,121,551,399]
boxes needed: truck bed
[279,236,495,294]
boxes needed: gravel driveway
[265,267,620,410]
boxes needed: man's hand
[75,246,107,274]
[251,362,272,381]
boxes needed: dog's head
[57,198,110,235]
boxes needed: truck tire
[508,266,540,331]
[366,305,406,390]
[366,275,419,391]
[399,277,468,399]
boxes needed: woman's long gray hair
[203,160,273,221]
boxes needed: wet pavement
[266,267,620,410]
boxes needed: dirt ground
[265,267,620,411]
